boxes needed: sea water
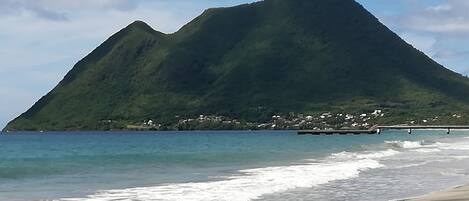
[1,131,469,201]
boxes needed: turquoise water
[1,131,469,201]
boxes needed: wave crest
[330,149,400,160]
[60,159,384,201]
[385,140,425,149]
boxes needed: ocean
[1,130,469,201]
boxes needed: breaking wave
[59,151,394,201]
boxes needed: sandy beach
[409,185,469,201]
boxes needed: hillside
[5,0,469,131]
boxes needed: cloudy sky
[1,0,469,129]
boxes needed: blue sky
[1,0,469,129]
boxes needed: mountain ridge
[5,0,469,131]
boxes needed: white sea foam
[384,140,448,153]
[330,149,400,160]
[440,169,466,176]
[57,137,469,201]
[385,140,424,149]
[438,141,469,150]
[356,149,400,159]
[412,148,441,153]
[447,145,469,150]
[451,156,469,160]
[395,161,431,169]
[59,158,384,201]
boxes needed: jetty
[298,129,377,135]
[298,125,469,135]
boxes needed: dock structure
[378,125,469,134]
[298,125,469,135]
[298,129,377,135]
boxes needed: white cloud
[400,0,469,35]
[406,16,469,34]
[426,4,452,12]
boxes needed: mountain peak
[125,20,157,33]
[129,20,148,26]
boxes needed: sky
[1,0,469,129]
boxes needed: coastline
[403,185,469,201]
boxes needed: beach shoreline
[400,184,469,201]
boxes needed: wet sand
[409,185,469,201]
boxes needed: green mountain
[5,0,469,131]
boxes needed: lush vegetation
[6,0,469,131]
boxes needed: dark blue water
[1,131,469,201]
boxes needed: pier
[298,129,377,135]
[298,125,469,135]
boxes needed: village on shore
[122,110,464,131]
